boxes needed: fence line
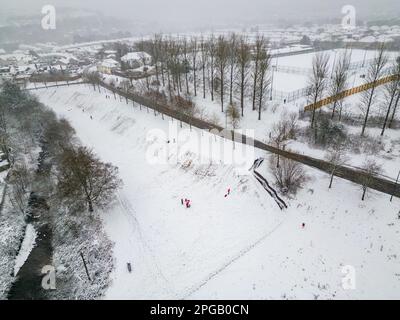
[23,80,87,91]
[304,74,399,111]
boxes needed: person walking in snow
[302,223,306,229]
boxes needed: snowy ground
[0,172,26,299]
[272,48,398,70]
[13,224,37,277]
[34,84,400,299]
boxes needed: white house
[121,52,152,69]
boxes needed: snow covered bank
[35,84,400,299]
[13,224,37,277]
[0,184,26,299]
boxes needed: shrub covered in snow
[0,187,26,299]
[269,156,307,194]
[48,207,114,300]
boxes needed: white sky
[1,0,399,27]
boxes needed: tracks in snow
[181,220,285,299]
[116,193,176,297]
[181,159,288,299]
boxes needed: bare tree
[200,36,207,99]
[0,103,10,162]
[256,45,272,120]
[216,35,229,112]
[167,39,182,96]
[269,156,307,194]
[149,34,162,84]
[173,95,198,130]
[191,37,198,97]
[330,50,351,119]
[84,71,101,92]
[360,43,388,136]
[270,113,298,168]
[252,35,266,111]
[183,38,190,95]
[57,146,122,213]
[164,40,173,100]
[207,35,216,101]
[360,158,382,201]
[236,36,251,117]
[109,79,117,99]
[308,52,330,128]
[325,143,348,189]
[388,89,400,129]
[157,35,166,87]
[381,58,400,135]
[226,103,240,129]
[0,81,25,162]
[8,163,32,214]
[228,33,237,105]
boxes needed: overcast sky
[1,0,400,26]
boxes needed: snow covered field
[272,49,398,70]
[270,49,399,93]
[33,84,400,299]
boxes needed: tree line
[307,44,400,138]
[0,81,122,215]
[134,33,273,122]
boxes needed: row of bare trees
[135,33,273,121]
[308,44,400,137]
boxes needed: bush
[312,117,346,147]
[269,156,307,194]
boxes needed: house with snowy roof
[97,58,119,74]
[121,51,152,69]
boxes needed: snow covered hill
[34,84,400,299]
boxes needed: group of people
[224,188,231,198]
[181,188,232,209]
[181,198,191,208]
[80,107,94,120]
[179,188,308,230]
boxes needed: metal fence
[271,86,312,103]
